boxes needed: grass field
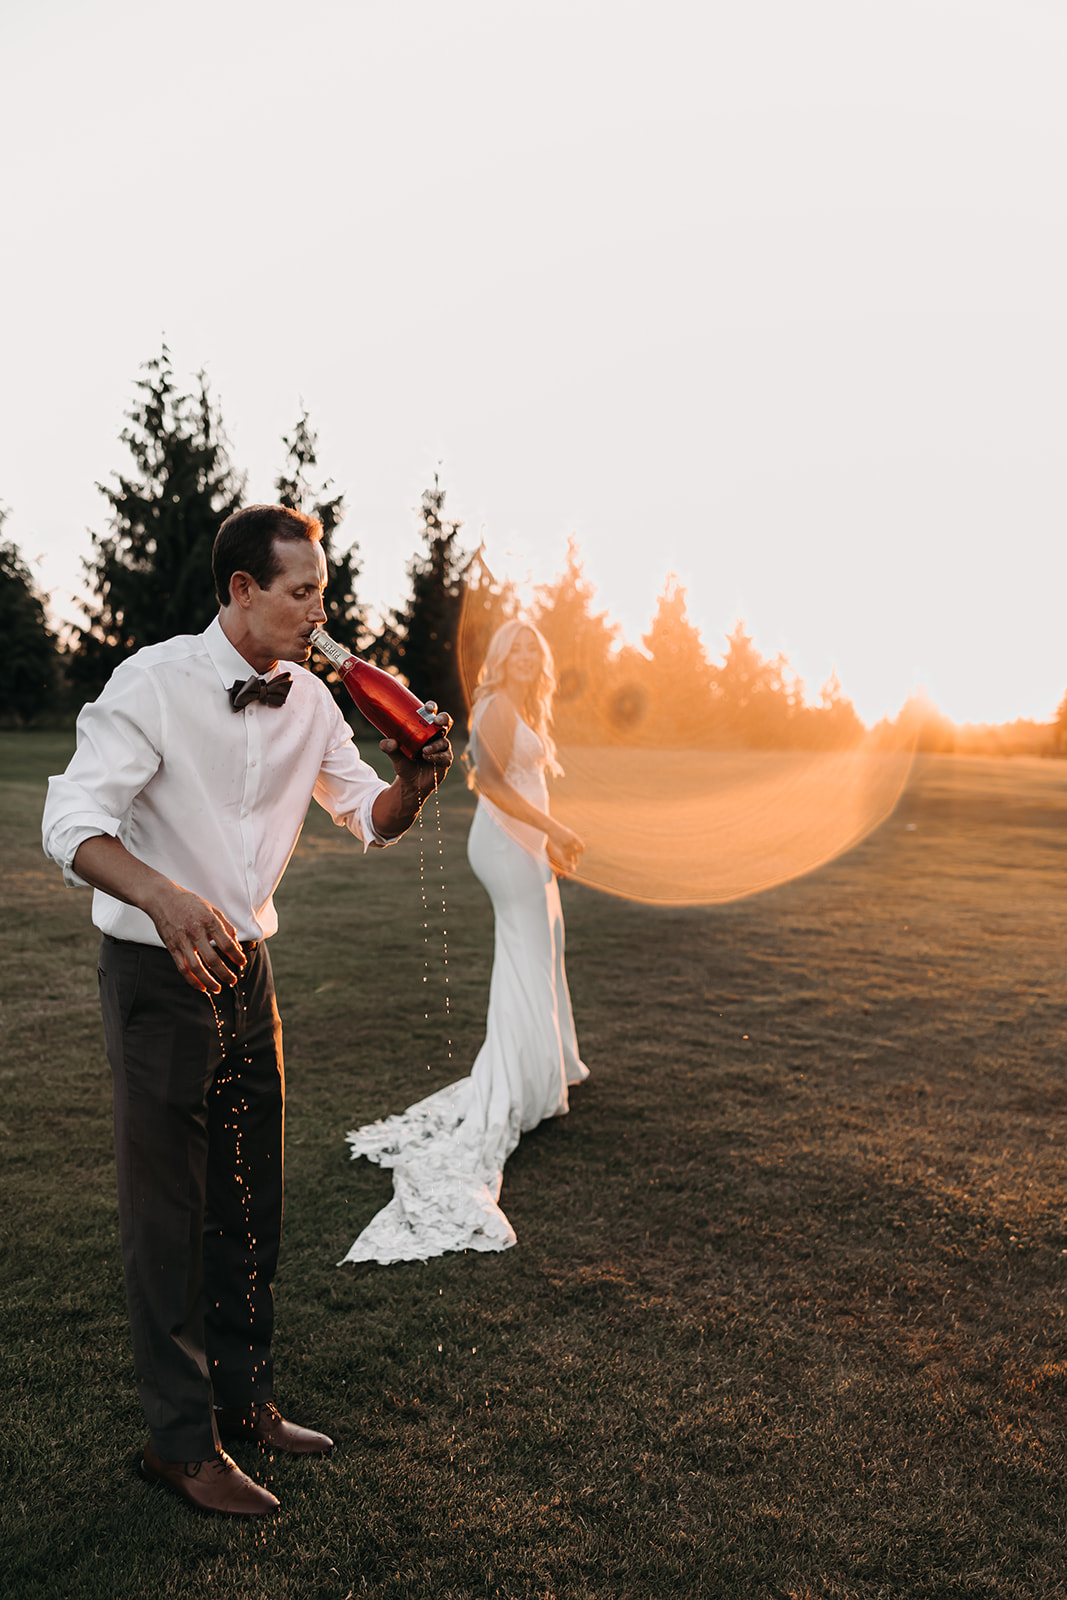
[2,732,1067,1599]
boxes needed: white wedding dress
[340,702,588,1264]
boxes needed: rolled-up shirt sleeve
[312,710,393,850]
[42,663,165,886]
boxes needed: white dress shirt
[42,616,392,946]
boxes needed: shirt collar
[204,614,291,690]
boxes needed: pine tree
[601,641,653,744]
[0,508,59,725]
[70,347,245,700]
[377,473,470,715]
[530,537,618,744]
[712,621,802,748]
[639,575,715,746]
[805,670,865,749]
[275,409,368,701]
[1056,690,1067,755]
[887,690,956,753]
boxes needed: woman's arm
[473,696,584,873]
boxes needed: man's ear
[228,571,257,610]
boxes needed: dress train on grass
[340,716,587,1265]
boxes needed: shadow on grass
[4,741,1067,1596]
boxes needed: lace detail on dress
[340,699,589,1268]
[339,1079,519,1264]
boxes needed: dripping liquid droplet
[416,766,453,1071]
[206,967,262,1400]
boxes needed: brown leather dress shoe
[140,1443,280,1517]
[214,1400,334,1456]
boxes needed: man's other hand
[71,834,249,995]
[147,883,248,994]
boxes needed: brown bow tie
[229,672,293,710]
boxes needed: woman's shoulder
[469,692,519,768]
[472,691,519,732]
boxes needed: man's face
[244,538,328,667]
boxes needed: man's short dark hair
[212,505,323,606]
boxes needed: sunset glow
[2,1,1064,728]
[551,746,915,906]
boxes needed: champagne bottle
[309,628,441,760]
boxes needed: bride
[340,620,588,1264]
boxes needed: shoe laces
[187,1452,237,1480]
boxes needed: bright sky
[1,0,1064,727]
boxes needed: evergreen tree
[530,537,618,744]
[639,575,714,746]
[70,347,244,700]
[0,508,59,725]
[275,409,368,701]
[805,670,865,749]
[712,620,802,748]
[601,641,653,744]
[1054,691,1067,755]
[377,473,470,713]
[879,690,956,753]
[276,409,344,536]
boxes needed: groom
[42,504,453,1518]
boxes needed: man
[42,504,452,1518]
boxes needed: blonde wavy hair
[467,619,563,779]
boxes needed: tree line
[2,347,1055,754]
